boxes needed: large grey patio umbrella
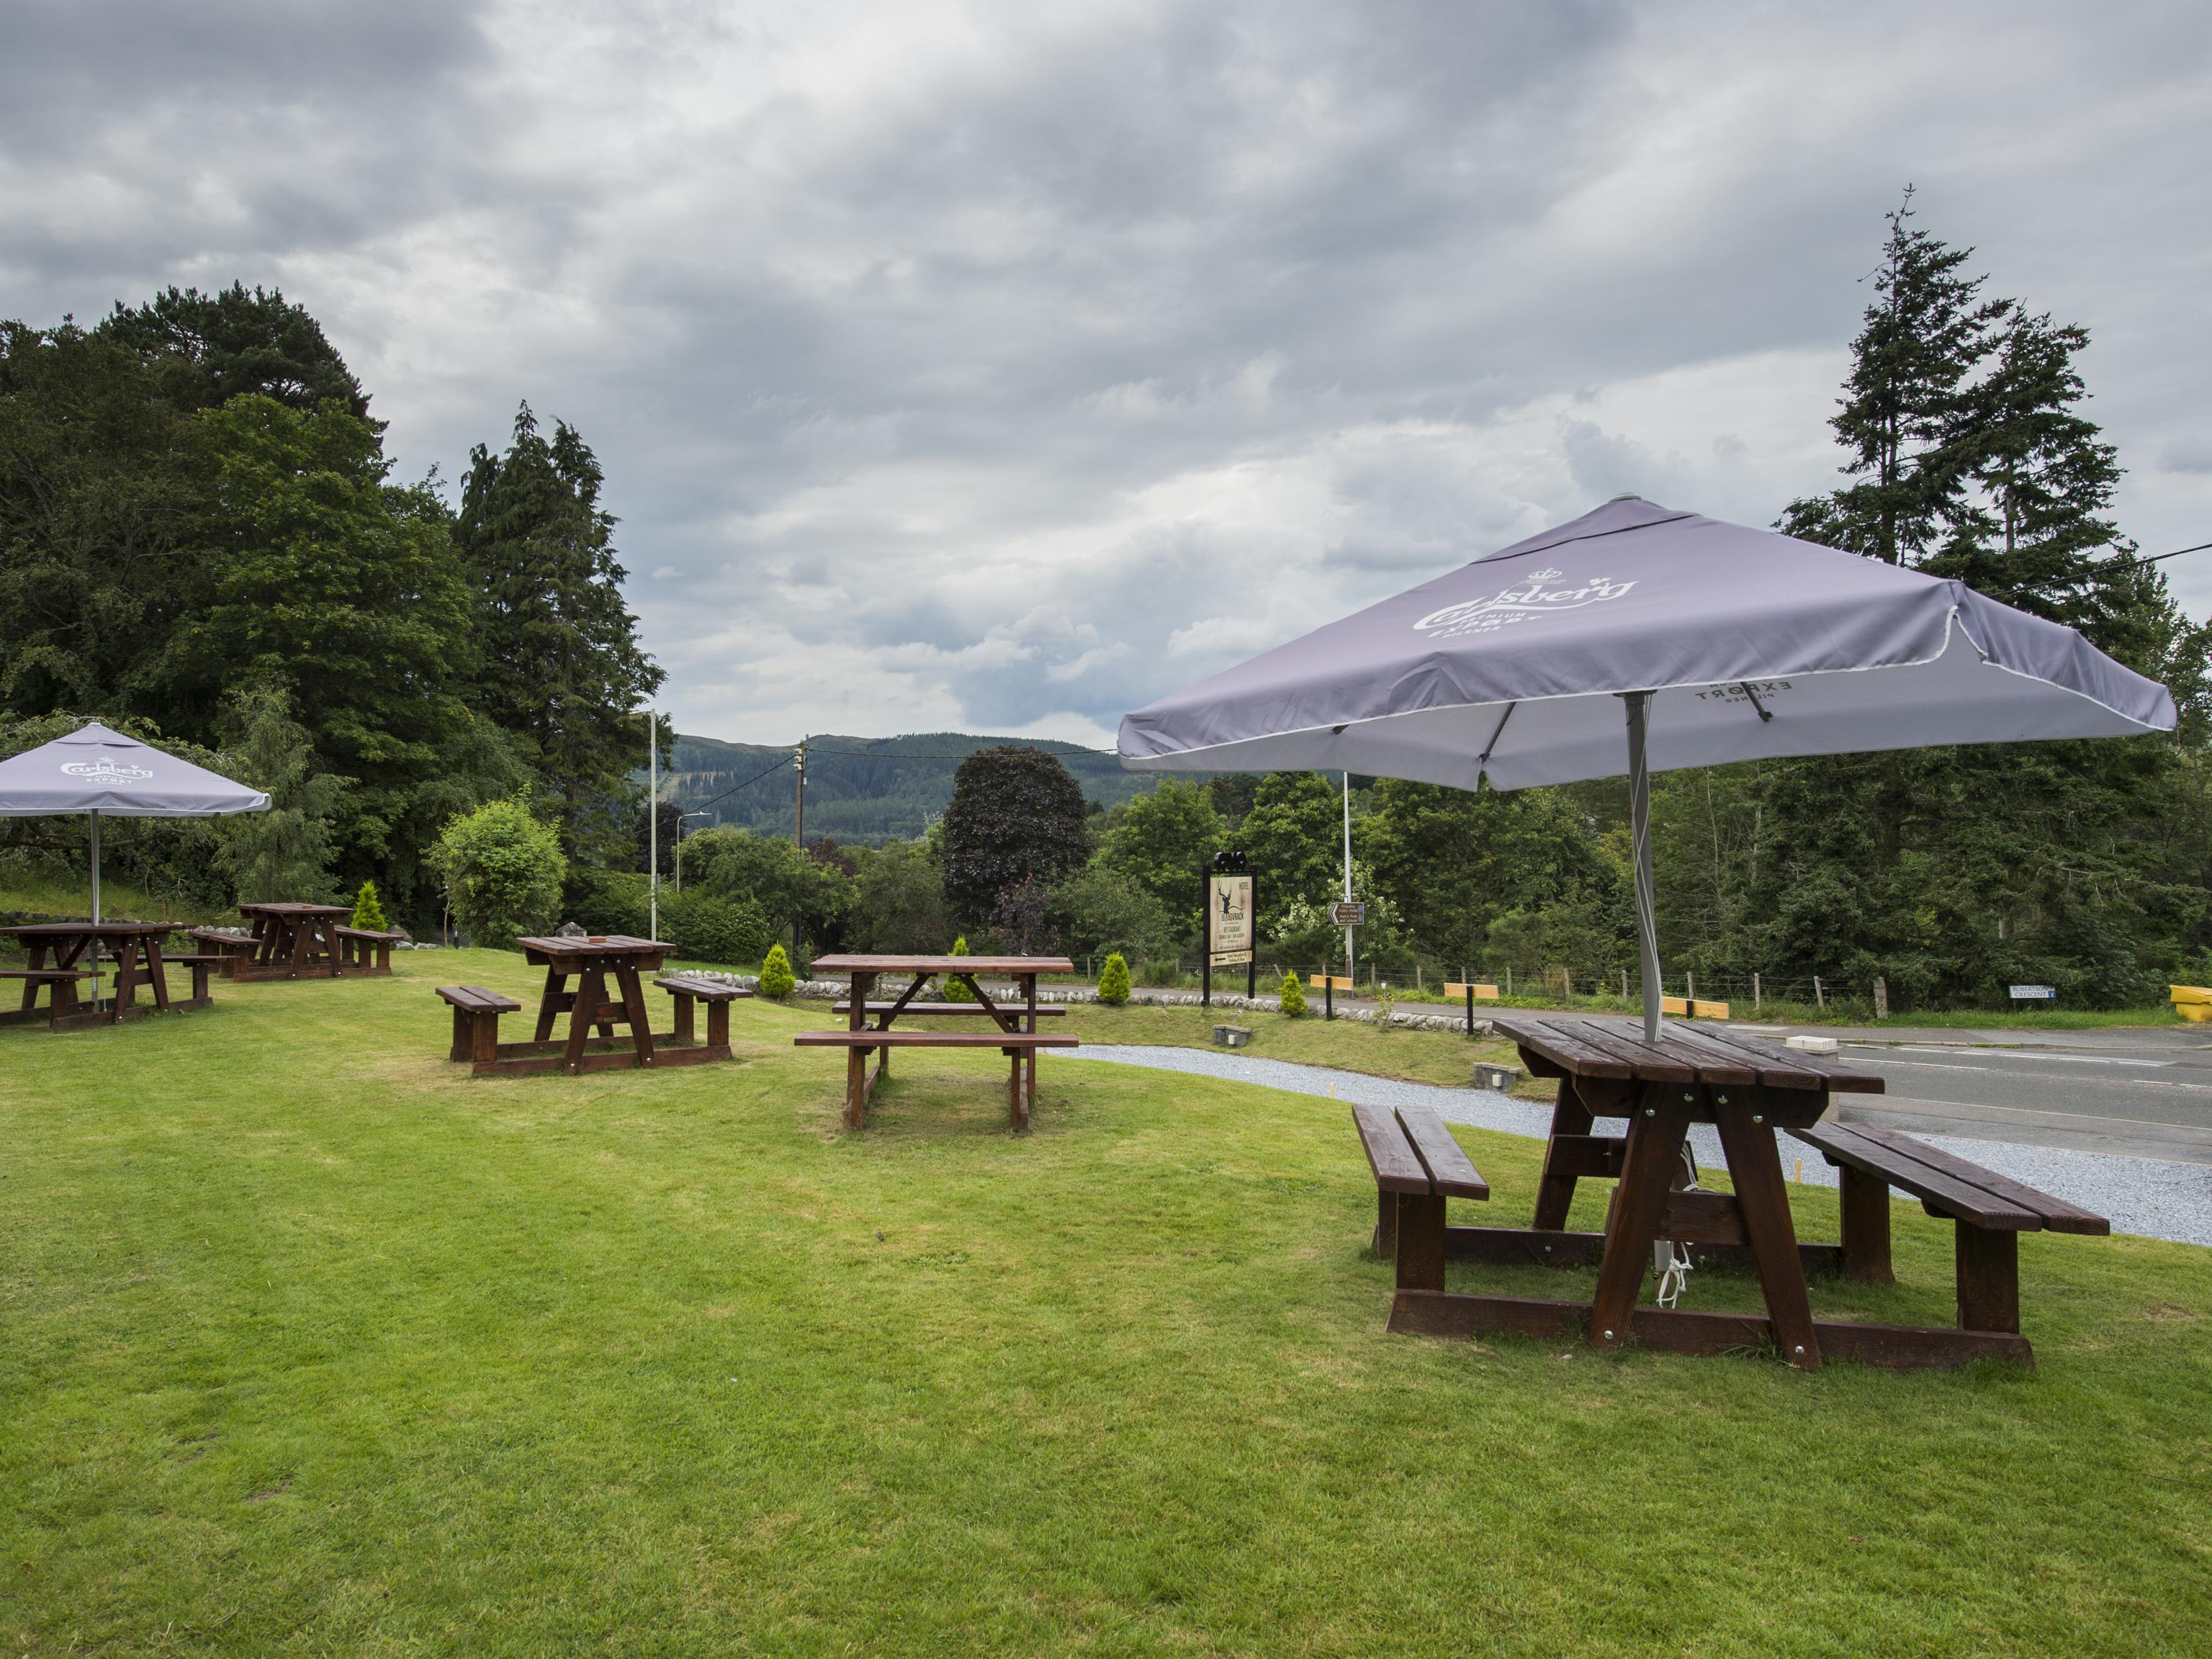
[0,721,269,930]
[1118,496,2177,1038]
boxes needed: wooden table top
[811,954,1076,975]
[514,935,673,960]
[238,902,353,917]
[1494,1013,1884,1094]
[5,920,177,938]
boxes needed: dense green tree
[0,322,204,720]
[213,685,343,904]
[680,826,850,945]
[171,395,477,875]
[1230,772,1342,934]
[844,841,952,953]
[1779,188,2003,564]
[1096,777,1222,930]
[454,405,664,859]
[96,283,370,419]
[1362,779,1625,970]
[431,796,566,948]
[1048,863,1174,961]
[940,746,1090,925]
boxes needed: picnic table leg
[1022,972,1039,1130]
[22,940,48,1015]
[845,971,874,1130]
[1954,1223,2021,1334]
[1530,1076,1597,1231]
[671,990,696,1045]
[1395,1191,1447,1293]
[534,966,567,1042]
[1589,1087,1691,1352]
[1372,1189,1398,1257]
[145,938,172,1012]
[1714,1099,1822,1370]
[706,995,729,1051]
[450,1002,474,1062]
[563,967,608,1074]
[1838,1164,1895,1283]
[615,963,656,1066]
[107,940,140,1022]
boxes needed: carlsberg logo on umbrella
[59,759,156,785]
[1413,567,1637,639]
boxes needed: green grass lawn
[4,950,2208,1656]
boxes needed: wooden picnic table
[234,902,356,980]
[463,934,736,1077]
[1379,1012,2033,1372]
[0,921,202,1031]
[797,954,1080,1131]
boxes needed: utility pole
[792,737,806,961]
[1341,770,1355,984]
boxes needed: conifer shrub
[943,934,978,1001]
[1097,952,1131,1007]
[351,879,388,931]
[758,942,796,999]
[1279,968,1306,1017]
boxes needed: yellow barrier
[1444,981,1501,1001]
[1691,998,1732,1020]
[1308,975,1354,992]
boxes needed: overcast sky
[6,1,2208,747]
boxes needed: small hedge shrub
[1279,970,1307,1017]
[1098,952,1131,1007]
[759,942,796,999]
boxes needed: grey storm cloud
[4,0,2210,746]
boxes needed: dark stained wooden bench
[333,925,404,974]
[1790,1121,2108,1343]
[657,974,752,1053]
[830,1001,1066,1017]
[188,929,258,978]
[0,968,102,1030]
[438,984,523,1065]
[1350,1101,1491,1292]
[153,953,228,1009]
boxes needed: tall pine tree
[454,405,663,858]
[1780,186,2004,565]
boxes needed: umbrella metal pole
[1623,694,1663,1043]
[89,808,102,1009]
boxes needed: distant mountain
[662,732,1179,845]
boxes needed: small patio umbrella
[0,721,269,974]
[1118,496,2176,1038]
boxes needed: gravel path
[1056,1044,2212,1249]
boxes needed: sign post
[1202,850,1255,1010]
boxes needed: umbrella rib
[1476,701,1518,779]
[1737,682,1774,723]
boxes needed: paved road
[1721,1023,2212,1163]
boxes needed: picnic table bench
[333,925,405,974]
[1359,1012,2100,1370]
[801,954,1079,1131]
[657,974,752,1053]
[186,928,259,977]
[439,984,523,1064]
[1789,1119,2108,1338]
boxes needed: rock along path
[1054,1044,2212,1250]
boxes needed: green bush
[1279,969,1307,1017]
[758,942,796,999]
[663,890,772,966]
[351,879,387,931]
[560,867,649,937]
[1097,952,1131,1007]
[430,797,565,949]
